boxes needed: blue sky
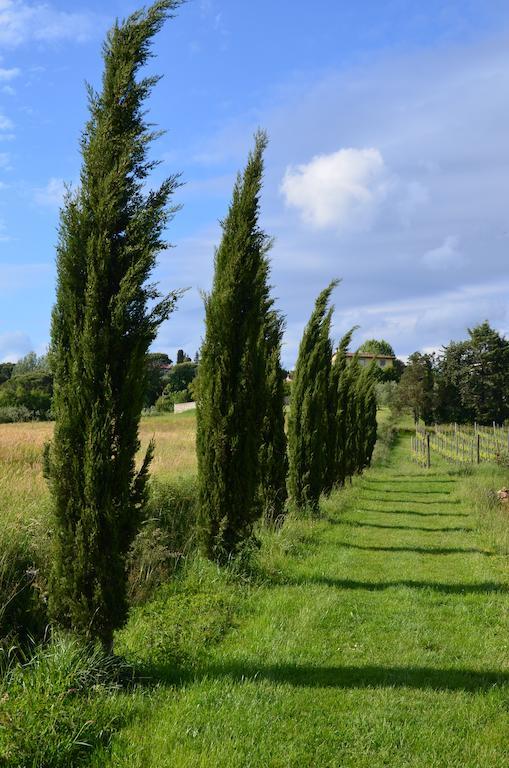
[1,0,509,366]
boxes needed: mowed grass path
[105,437,509,767]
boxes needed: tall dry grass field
[0,411,197,522]
[0,412,197,638]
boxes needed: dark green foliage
[288,281,338,513]
[164,361,198,394]
[196,131,272,561]
[259,310,288,525]
[457,322,509,424]
[0,362,14,384]
[45,1,182,648]
[357,339,395,357]
[0,371,53,418]
[328,327,357,489]
[397,352,435,424]
[145,352,172,407]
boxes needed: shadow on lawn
[336,542,493,555]
[357,507,469,518]
[361,496,461,505]
[284,576,509,595]
[336,520,473,533]
[362,485,452,495]
[200,662,509,693]
[144,660,509,694]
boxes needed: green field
[2,421,509,766]
[104,435,509,766]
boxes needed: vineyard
[411,422,509,467]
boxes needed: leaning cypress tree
[45,1,182,648]
[259,309,288,525]
[197,131,271,562]
[288,281,338,513]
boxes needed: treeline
[0,352,52,422]
[4,2,380,650]
[0,349,197,422]
[397,321,509,425]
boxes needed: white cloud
[0,113,13,131]
[34,176,65,207]
[0,66,19,80]
[0,151,11,168]
[0,330,32,362]
[280,147,392,231]
[422,235,464,271]
[0,0,100,47]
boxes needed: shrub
[0,636,131,768]
[0,406,33,423]
[127,476,198,604]
[0,525,49,652]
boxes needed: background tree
[0,363,14,385]
[45,1,182,648]
[259,310,288,525]
[288,281,338,513]
[357,339,395,357]
[196,131,272,562]
[458,322,509,424]
[145,352,172,407]
[397,352,435,424]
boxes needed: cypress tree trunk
[288,281,338,514]
[45,1,182,649]
[259,310,288,525]
[196,132,272,562]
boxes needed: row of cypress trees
[287,286,378,515]
[46,0,377,648]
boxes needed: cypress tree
[197,132,272,562]
[329,327,357,489]
[288,281,338,514]
[45,1,182,648]
[259,310,288,525]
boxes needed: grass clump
[0,636,133,768]
[127,475,198,604]
[117,557,243,677]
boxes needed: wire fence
[410,422,509,467]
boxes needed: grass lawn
[91,435,509,767]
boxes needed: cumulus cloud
[0,0,100,46]
[34,176,65,207]
[422,236,464,271]
[280,147,392,231]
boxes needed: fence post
[427,434,431,469]
[477,434,480,464]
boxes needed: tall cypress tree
[328,327,357,489]
[45,1,182,648]
[288,281,338,514]
[259,310,288,525]
[197,132,272,562]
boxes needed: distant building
[345,352,395,370]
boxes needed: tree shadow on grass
[336,542,493,555]
[357,507,469,518]
[360,496,461,505]
[362,485,452,495]
[201,661,509,693]
[142,659,509,694]
[367,478,456,485]
[336,520,473,533]
[284,575,509,595]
